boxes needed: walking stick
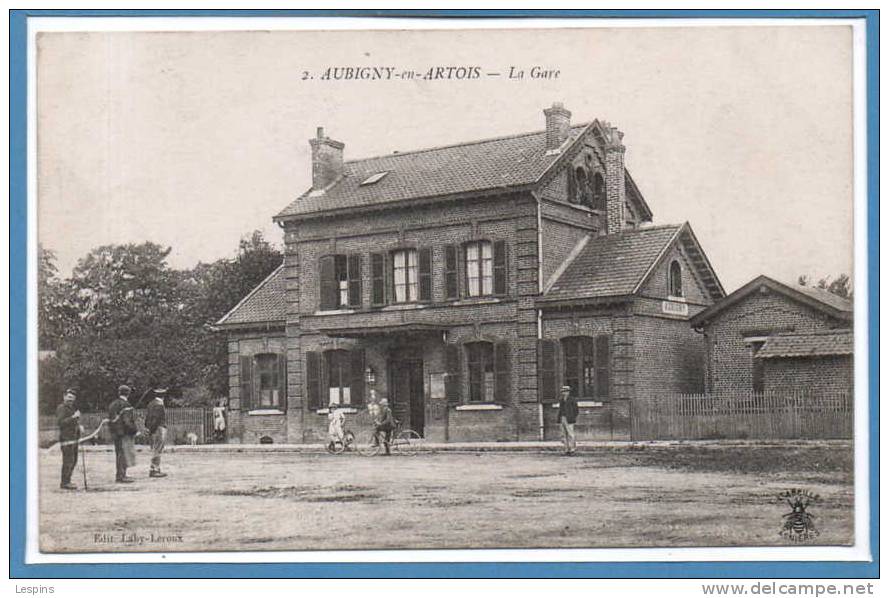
[80,437,88,490]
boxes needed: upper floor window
[561,335,611,400]
[465,241,493,297]
[392,249,418,303]
[319,254,361,310]
[592,172,606,210]
[668,260,683,298]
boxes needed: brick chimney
[309,127,344,191]
[603,125,626,235]
[543,102,571,151]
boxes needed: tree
[798,273,853,300]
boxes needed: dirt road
[38,442,853,552]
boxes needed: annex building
[216,103,725,444]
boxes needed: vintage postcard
[22,15,872,570]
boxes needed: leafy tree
[798,273,853,300]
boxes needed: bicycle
[356,420,422,456]
[326,429,357,454]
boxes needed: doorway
[389,359,424,437]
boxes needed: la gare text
[305,65,561,81]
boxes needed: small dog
[185,432,198,446]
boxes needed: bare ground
[38,442,853,552]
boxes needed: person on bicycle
[375,398,395,456]
[327,401,345,450]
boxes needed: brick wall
[227,332,289,443]
[702,289,848,396]
[762,355,853,395]
[638,243,711,306]
[632,312,707,397]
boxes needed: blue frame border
[9,8,879,579]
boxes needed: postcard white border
[25,15,871,565]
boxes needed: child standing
[327,402,345,450]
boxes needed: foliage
[38,232,282,414]
[798,273,853,300]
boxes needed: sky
[36,24,854,292]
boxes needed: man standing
[108,385,138,483]
[375,398,395,456]
[56,388,82,489]
[557,385,578,455]
[145,388,168,478]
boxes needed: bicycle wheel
[393,430,422,456]
[356,430,381,457]
[326,439,344,455]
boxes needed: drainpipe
[536,195,545,441]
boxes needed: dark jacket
[144,399,167,434]
[557,394,579,425]
[107,397,137,438]
[56,403,80,442]
[377,405,395,429]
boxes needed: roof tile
[216,265,286,326]
[757,329,853,359]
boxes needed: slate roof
[275,125,592,219]
[541,224,684,302]
[756,330,854,359]
[794,284,854,314]
[215,265,286,327]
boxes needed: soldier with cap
[107,384,138,482]
[144,387,168,478]
[56,388,82,489]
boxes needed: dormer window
[359,171,389,186]
[668,260,683,298]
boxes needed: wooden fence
[631,390,853,441]
[39,407,212,447]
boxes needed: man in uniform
[374,398,395,456]
[108,384,138,482]
[56,388,82,489]
[557,385,579,455]
[144,387,168,478]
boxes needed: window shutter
[306,351,322,410]
[418,247,432,302]
[537,339,558,403]
[319,255,337,310]
[493,240,507,296]
[494,341,510,404]
[371,253,385,306]
[348,254,362,307]
[350,349,365,406]
[239,356,253,411]
[277,353,288,411]
[595,335,611,400]
[444,245,458,299]
[445,344,462,405]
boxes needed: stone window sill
[455,404,503,411]
[316,408,359,415]
[247,409,285,416]
[314,308,357,316]
[551,401,604,408]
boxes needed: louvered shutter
[445,344,462,405]
[444,245,459,299]
[595,335,611,400]
[319,255,337,310]
[306,351,322,410]
[494,341,511,404]
[493,240,507,296]
[418,247,432,302]
[239,356,253,411]
[348,254,362,307]
[537,339,558,403]
[350,349,365,406]
[371,253,385,306]
[277,353,288,411]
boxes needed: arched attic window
[668,260,683,298]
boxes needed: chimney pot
[316,126,324,139]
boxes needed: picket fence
[39,407,213,446]
[631,390,853,440]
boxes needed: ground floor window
[561,335,610,400]
[239,352,287,411]
[306,348,366,409]
[466,341,495,403]
[327,349,352,405]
